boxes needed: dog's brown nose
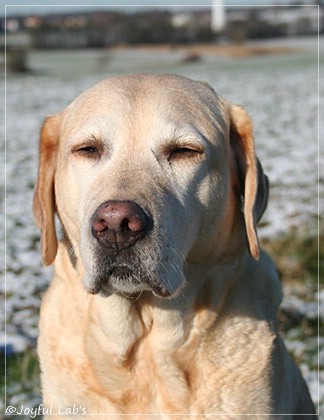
[91,200,151,250]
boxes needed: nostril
[127,212,148,233]
[92,218,108,234]
[120,218,129,231]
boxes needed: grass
[262,221,322,287]
[1,348,41,414]
[262,223,322,368]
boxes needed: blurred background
[1,0,323,417]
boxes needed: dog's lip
[87,284,101,295]
[145,279,172,298]
[85,267,173,299]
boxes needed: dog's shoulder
[240,249,282,321]
[225,251,282,324]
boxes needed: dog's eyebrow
[169,123,200,139]
[69,132,105,147]
[172,125,210,147]
[63,114,117,143]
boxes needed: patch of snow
[0,333,31,354]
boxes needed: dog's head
[33,74,268,298]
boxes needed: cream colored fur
[33,74,316,419]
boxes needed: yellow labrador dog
[33,73,316,418]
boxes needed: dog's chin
[99,269,151,298]
[84,266,179,299]
[98,281,149,299]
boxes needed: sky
[1,0,278,18]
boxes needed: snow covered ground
[1,36,323,415]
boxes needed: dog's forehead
[61,74,228,140]
[75,73,217,101]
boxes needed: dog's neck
[56,241,252,362]
[83,257,242,364]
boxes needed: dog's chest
[85,298,276,416]
[85,299,201,414]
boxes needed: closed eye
[168,146,204,162]
[77,146,98,154]
[72,144,101,159]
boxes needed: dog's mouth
[86,262,173,299]
[83,216,185,299]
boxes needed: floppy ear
[33,114,62,266]
[229,105,269,260]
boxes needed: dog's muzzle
[87,200,178,299]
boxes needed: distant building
[0,4,323,50]
[211,0,226,32]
